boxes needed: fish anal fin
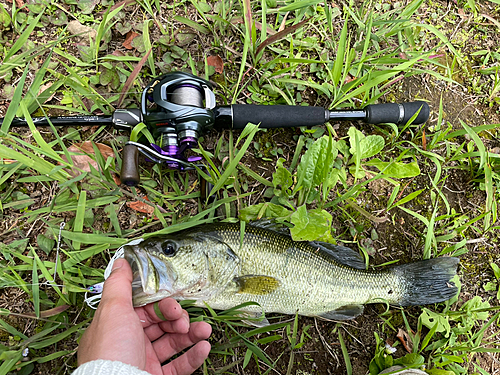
[235,275,280,295]
[318,305,364,321]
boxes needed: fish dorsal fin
[318,305,364,321]
[309,241,366,270]
[234,275,280,295]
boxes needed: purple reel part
[180,136,197,149]
[150,143,202,170]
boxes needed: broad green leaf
[37,234,55,255]
[365,159,420,178]
[295,136,337,192]
[272,158,293,197]
[348,127,384,159]
[491,263,500,280]
[290,206,332,241]
[239,203,291,221]
[426,369,456,375]
[419,308,451,337]
[393,353,424,367]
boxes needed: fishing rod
[1,71,430,188]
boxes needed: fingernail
[111,258,125,272]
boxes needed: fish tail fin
[393,257,459,306]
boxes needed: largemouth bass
[123,222,459,321]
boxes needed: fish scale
[207,227,402,316]
[124,222,459,320]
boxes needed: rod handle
[120,144,140,186]
[231,104,328,129]
[365,101,429,125]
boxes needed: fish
[123,222,459,322]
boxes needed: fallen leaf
[123,31,139,50]
[396,328,413,353]
[67,20,97,42]
[24,305,70,318]
[112,50,126,57]
[62,141,114,176]
[37,83,57,103]
[113,173,122,185]
[126,200,155,215]
[207,55,224,74]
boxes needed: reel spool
[120,72,217,186]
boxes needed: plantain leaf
[290,206,332,241]
[365,159,421,178]
[295,136,337,192]
[348,127,384,159]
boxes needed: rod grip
[365,101,429,125]
[231,104,328,129]
[120,144,140,186]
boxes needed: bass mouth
[123,246,154,299]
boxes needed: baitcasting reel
[0,71,431,190]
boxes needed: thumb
[101,258,133,304]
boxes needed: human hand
[77,258,212,375]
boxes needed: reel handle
[120,144,140,186]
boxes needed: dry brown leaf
[16,0,25,10]
[68,20,97,42]
[396,328,413,353]
[207,55,224,74]
[123,31,139,50]
[62,141,114,176]
[112,50,126,57]
[126,200,155,215]
[24,305,70,318]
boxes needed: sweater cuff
[73,359,152,375]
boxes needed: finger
[100,258,133,307]
[152,321,212,363]
[144,311,190,342]
[136,298,185,328]
[162,341,211,375]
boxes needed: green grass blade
[209,124,259,196]
[4,12,44,62]
[31,248,40,318]
[73,191,87,251]
[338,327,352,375]
[1,64,29,134]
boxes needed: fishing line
[50,222,65,285]
[1,222,66,290]
[83,238,144,309]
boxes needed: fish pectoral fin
[234,275,280,295]
[318,305,364,321]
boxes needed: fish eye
[162,241,177,257]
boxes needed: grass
[0,0,500,374]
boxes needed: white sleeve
[72,360,152,375]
